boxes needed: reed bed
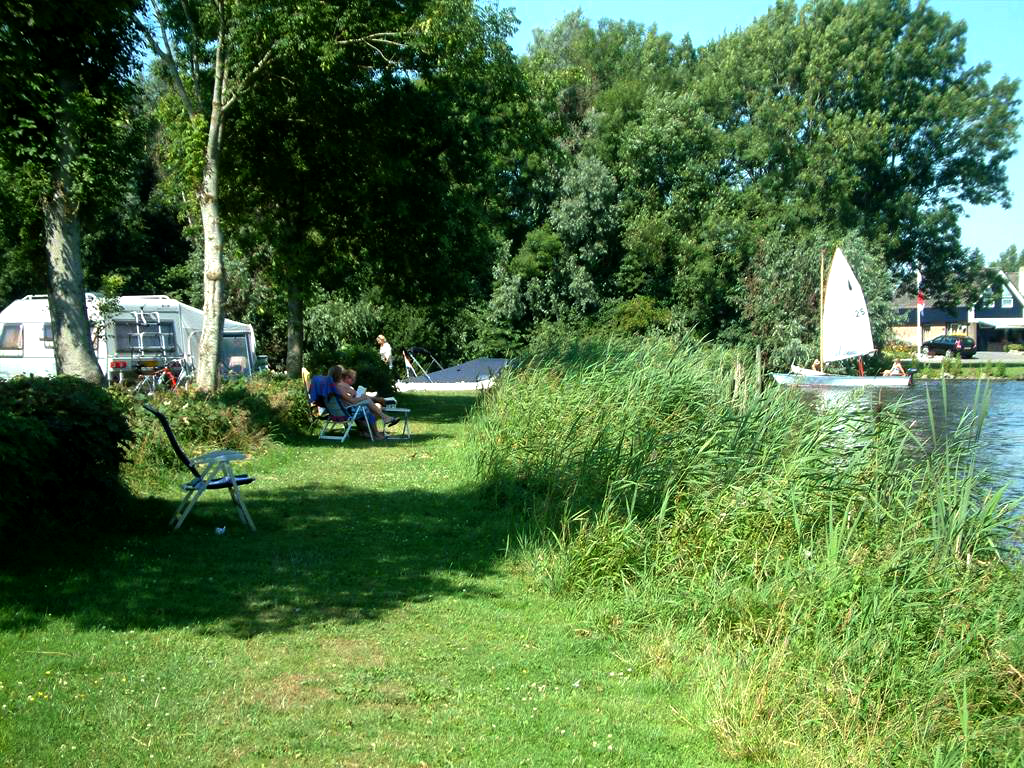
[470,336,1024,767]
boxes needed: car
[921,334,976,358]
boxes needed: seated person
[329,365,398,437]
[309,369,381,438]
[810,358,822,372]
[883,359,907,376]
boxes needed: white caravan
[0,293,257,383]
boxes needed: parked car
[921,334,976,358]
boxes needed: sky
[497,0,1024,264]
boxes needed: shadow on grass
[394,392,480,424]
[0,391,510,638]
[0,482,513,638]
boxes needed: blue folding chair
[306,373,377,442]
[142,404,256,530]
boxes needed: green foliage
[993,244,1022,272]
[510,226,561,280]
[510,0,1020,347]
[740,229,896,371]
[0,376,132,542]
[121,373,313,491]
[469,336,1023,764]
[600,296,672,336]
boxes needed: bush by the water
[0,376,132,540]
[470,335,1023,766]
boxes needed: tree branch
[222,46,276,113]
[135,2,197,117]
[338,31,406,66]
[178,0,203,86]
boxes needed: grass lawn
[0,393,738,767]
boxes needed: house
[891,270,1024,351]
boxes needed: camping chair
[142,403,256,531]
[306,372,378,442]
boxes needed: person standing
[376,334,392,365]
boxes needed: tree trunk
[195,169,225,392]
[194,70,227,392]
[43,92,103,386]
[286,282,303,378]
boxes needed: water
[811,380,1024,498]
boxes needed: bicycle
[134,359,190,395]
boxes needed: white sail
[821,247,874,363]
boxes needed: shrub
[303,343,395,396]
[216,372,312,437]
[121,373,316,493]
[883,340,915,357]
[0,376,133,542]
[124,388,268,481]
[600,296,672,336]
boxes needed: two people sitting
[329,365,398,435]
[309,365,398,440]
[810,357,905,376]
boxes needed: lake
[809,379,1024,498]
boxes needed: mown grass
[913,360,1024,380]
[0,391,737,767]
[470,336,1024,767]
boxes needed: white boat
[772,247,911,389]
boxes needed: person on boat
[883,359,906,376]
[810,359,822,372]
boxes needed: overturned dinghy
[396,357,508,392]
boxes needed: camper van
[0,293,257,383]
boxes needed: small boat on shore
[772,246,911,389]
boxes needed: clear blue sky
[498,0,1023,264]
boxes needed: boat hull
[772,372,911,388]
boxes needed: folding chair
[306,373,378,442]
[142,403,256,530]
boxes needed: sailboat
[771,247,911,389]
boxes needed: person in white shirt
[376,334,392,365]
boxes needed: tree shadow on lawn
[0,479,514,639]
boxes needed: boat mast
[819,249,825,366]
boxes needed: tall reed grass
[470,335,1023,766]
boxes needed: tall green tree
[494,13,687,338]
[224,0,530,372]
[687,0,1019,299]
[138,0,409,390]
[994,245,1022,273]
[0,0,140,383]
